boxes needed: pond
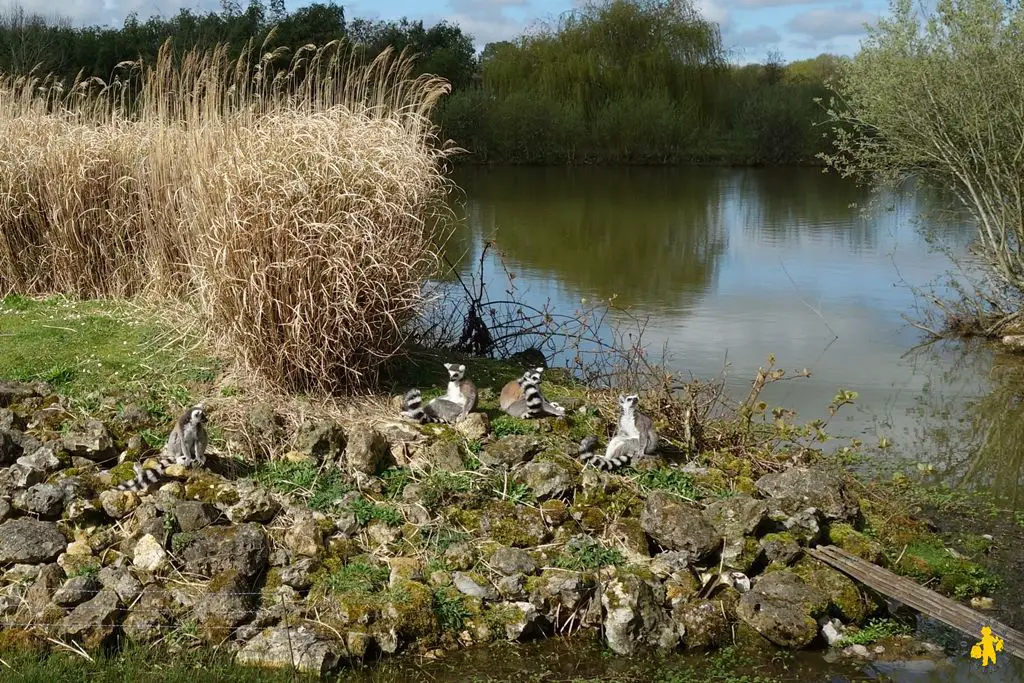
[433,165,1024,681]
[445,165,1023,509]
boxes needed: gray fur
[116,405,208,493]
[503,369,565,419]
[401,362,477,424]
[577,394,658,471]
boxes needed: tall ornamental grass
[0,38,455,394]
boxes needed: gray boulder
[601,570,678,655]
[755,466,859,523]
[736,571,828,648]
[236,626,341,676]
[0,518,67,564]
[181,523,269,580]
[479,435,542,468]
[641,491,718,562]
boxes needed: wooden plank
[806,544,1024,662]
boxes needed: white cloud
[786,6,876,40]
[4,0,220,27]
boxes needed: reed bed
[0,38,455,394]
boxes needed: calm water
[445,165,1022,503]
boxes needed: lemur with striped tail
[401,362,478,424]
[577,393,658,471]
[501,368,565,419]
[114,404,208,493]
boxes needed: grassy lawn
[0,294,219,410]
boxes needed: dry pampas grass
[0,37,456,394]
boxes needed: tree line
[0,0,841,165]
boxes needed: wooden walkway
[807,544,1024,662]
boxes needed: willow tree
[822,0,1024,330]
[483,0,725,124]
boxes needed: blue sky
[14,0,890,63]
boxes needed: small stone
[98,566,143,604]
[490,547,538,576]
[236,626,341,676]
[0,518,68,564]
[194,569,254,642]
[496,601,546,641]
[280,558,316,591]
[387,557,423,586]
[3,463,43,489]
[133,534,169,572]
[0,498,10,522]
[344,426,390,476]
[971,596,995,610]
[453,572,498,601]
[479,435,542,468]
[174,501,221,532]
[123,586,174,643]
[14,483,64,518]
[53,575,101,608]
[845,643,871,658]
[455,412,490,441]
[61,590,122,649]
[99,489,139,519]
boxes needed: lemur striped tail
[400,388,442,424]
[115,458,176,493]
[576,435,635,471]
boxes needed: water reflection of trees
[901,340,1024,511]
[735,168,878,250]
[447,166,729,309]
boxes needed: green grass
[252,461,351,513]
[314,556,391,596]
[629,467,714,500]
[433,586,472,633]
[0,645,319,682]
[346,497,403,527]
[552,535,624,571]
[835,618,913,647]
[0,294,218,406]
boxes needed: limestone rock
[284,514,326,558]
[181,523,269,580]
[133,534,169,572]
[53,575,101,608]
[61,420,116,462]
[226,486,281,524]
[13,483,64,518]
[174,501,221,532]
[601,570,678,655]
[98,566,143,604]
[16,445,62,474]
[455,412,490,441]
[479,435,542,468]
[736,571,828,648]
[641,491,718,562]
[755,466,859,523]
[280,558,316,591]
[295,420,347,462]
[515,458,578,500]
[675,599,730,650]
[490,547,538,576]
[194,569,255,642]
[0,518,67,565]
[421,440,466,473]
[527,569,594,628]
[494,601,546,641]
[236,626,341,676]
[99,489,139,519]
[123,585,174,643]
[453,571,498,601]
[61,589,122,648]
[344,426,391,476]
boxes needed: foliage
[835,618,912,646]
[432,586,472,632]
[821,0,1024,328]
[0,33,453,394]
[253,461,350,513]
[553,535,625,571]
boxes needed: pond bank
[0,295,1018,680]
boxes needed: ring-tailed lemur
[500,366,544,413]
[401,362,478,424]
[114,405,208,493]
[577,394,658,470]
[502,368,565,419]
